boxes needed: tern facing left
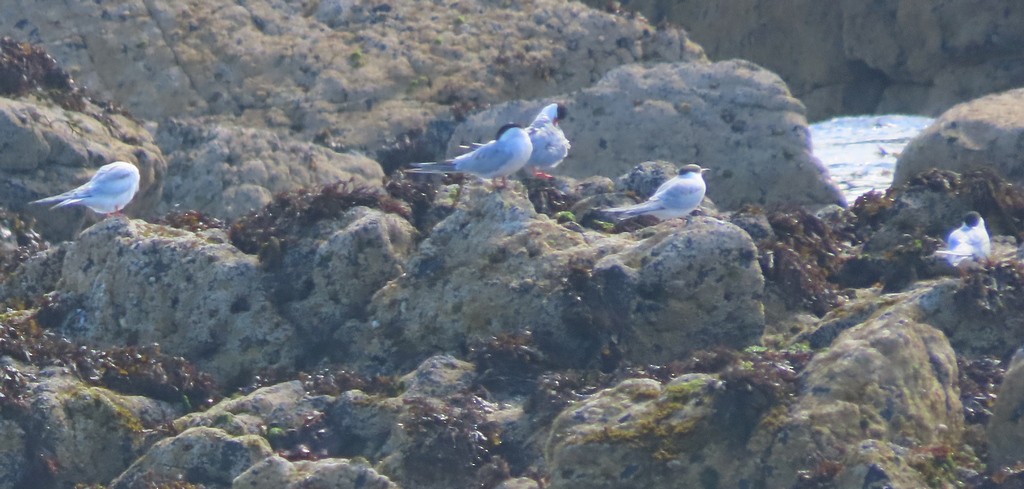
[935,211,990,266]
[602,164,708,220]
[407,123,532,184]
[31,161,140,215]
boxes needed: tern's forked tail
[406,161,459,174]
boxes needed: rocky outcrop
[233,456,399,489]
[582,0,1024,120]
[110,427,273,489]
[893,89,1024,188]
[988,352,1024,468]
[153,119,385,220]
[51,218,297,385]
[449,61,844,209]
[0,96,165,241]
[0,0,703,155]
[367,183,765,371]
[762,314,962,488]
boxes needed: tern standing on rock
[459,103,570,179]
[524,103,570,178]
[407,123,532,186]
[30,161,140,216]
[936,211,990,266]
[602,164,708,220]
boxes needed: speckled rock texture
[0,96,165,241]
[762,314,962,488]
[581,0,1024,120]
[233,455,399,489]
[894,89,1024,188]
[987,352,1024,468]
[449,61,844,209]
[153,119,385,220]
[367,183,765,371]
[109,426,273,489]
[0,0,703,154]
[54,218,297,385]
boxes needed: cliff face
[585,0,1024,120]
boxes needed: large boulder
[763,314,962,488]
[366,183,765,372]
[233,455,398,489]
[51,218,297,385]
[987,351,1024,469]
[893,89,1024,188]
[580,0,1024,119]
[153,119,385,220]
[449,61,844,210]
[14,372,179,488]
[0,0,703,153]
[110,426,273,489]
[0,96,165,241]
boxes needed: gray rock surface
[368,183,764,371]
[763,314,961,488]
[175,381,331,436]
[110,426,273,489]
[233,455,398,489]
[581,0,1024,120]
[0,96,165,240]
[22,371,179,488]
[894,88,1024,188]
[449,61,844,209]
[0,0,703,153]
[54,218,296,385]
[153,119,385,220]
[987,351,1024,468]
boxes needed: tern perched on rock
[524,103,570,178]
[460,103,570,179]
[407,123,532,185]
[602,164,708,220]
[936,211,990,266]
[31,161,140,215]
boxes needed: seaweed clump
[0,305,219,412]
[156,210,225,233]
[229,179,409,255]
[958,355,1004,426]
[0,208,47,283]
[751,208,851,316]
[0,37,85,111]
[467,331,548,396]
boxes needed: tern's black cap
[555,103,568,121]
[495,123,523,139]
[964,211,982,227]
[679,164,707,175]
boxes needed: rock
[582,0,1024,119]
[24,372,179,488]
[398,355,476,399]
[0,96,165,241]
[175,381,331,437]
[894,89,1024,188]
[449,61,844,210]
[110,426,273,489]
[153,119,385,220]
[233,455,398,489]
[367,183,764,372]
[545,374,760,488]
[53,218,297,385]
[987,351,1024,469]
[762,314,962,487]
[0,0,702,153]
[0,420,26,489]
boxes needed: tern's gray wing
[651,178,704,210]
[452,140,517,176]
[527,125,570,168]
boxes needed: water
[809,115,934,204]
